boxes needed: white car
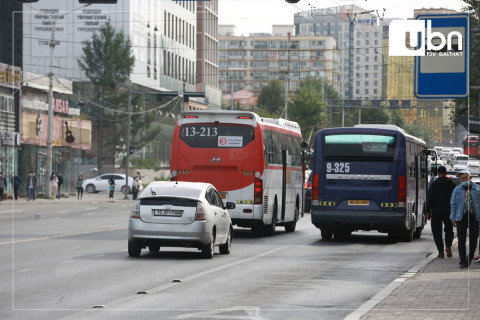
[439,148,451,160]
[468,160,480,176]
[84,173,142,194]
[128,181,235,259]
[452,154,469,173]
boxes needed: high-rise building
[22,0,198,94]
[196,0,221,109]
[294,4,389,99]
[218,25,340,97]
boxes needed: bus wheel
[284,202,299,233]
[265,200,277,236]
[402,216,415,242]
[321,229,333,240]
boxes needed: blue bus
[310,125,428,241]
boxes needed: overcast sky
[218,0,467,36]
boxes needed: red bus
[463,135,479,158]
[170,110,305,235]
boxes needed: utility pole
[124,80,132,200]
[284,32,291,120]
[230,81,234,110]
[45,3,91,198]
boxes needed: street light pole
[124,80,132,200]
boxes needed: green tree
[77,20,135,169]
[256,79,285,115]
[288,77,329,140]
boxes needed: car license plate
[152,209,183,217]
[219,192,227,199]
[348,200,369,206]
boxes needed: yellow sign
[381,202,398,208]
[348,200,370,206]
[319,201,336,206]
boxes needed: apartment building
[294,4,388,99]
[218,25,340,97]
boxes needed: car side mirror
[225,202,235,210]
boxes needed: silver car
[128,181,235,259]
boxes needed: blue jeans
[57,185,61,198]
[28,187,36,201]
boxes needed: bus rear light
[243,209,253,213]
[195,202,207,221]
[184,115,197,118]
[237,116,252,119]
[398,175,406,207]
[254,178,263,204]
[312,174,320,205]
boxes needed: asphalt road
[0,198,438,320]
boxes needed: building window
[365,89,369,94]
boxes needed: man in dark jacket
[426,166,456,258]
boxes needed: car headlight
[130,200,141,219]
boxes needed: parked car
[84,173,142,194]
[452,154,469,173]
[468,159,480,176]
[128,181,235,259]
[304,171,313,212]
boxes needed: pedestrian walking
[13,172,22,200]
[426,166,456,258]
[450,169,480,268]
[56,172,63,199]
[132,177,140,200]
[108,175,115,199]
[76,175,84,200]
[50,172,58,200]
[26,171,37,202]
[0,172,7,201]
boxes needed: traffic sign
[414,14,470,99]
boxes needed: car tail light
[130,200,141,219]
[184,115,198,118]
[304,181,312,189]
[254,178,263,204]
[237,116,252,119]
[312,174,319,205]
[398,175,406,208]
[195,202,207,221]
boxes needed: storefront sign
[53,98,69,114]
[0,132,20,146]
[0,63,21,89]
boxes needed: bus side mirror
[301,141,309,148]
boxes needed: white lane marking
[176,306,267,319]
[0,227,126,246]
[16,268,35,273]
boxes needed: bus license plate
[219,192,227,199]
[152,209,183,217]
[348,200,369,206]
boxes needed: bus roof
[179,110,302,135]
[323,124,426,146]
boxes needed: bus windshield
[180,124,254,148]
[324,134,396,161]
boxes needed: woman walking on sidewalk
[77,175,84,200]
[450,169,480,268]
[50,173,58,200]
[108,175,115,199]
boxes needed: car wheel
[86,184,96,193]
[321,229,333,240]
[149,244,160,253]
[121,185,130,195]
[219,227,232,254]
[201,234,214,259]
[128,240,141,257]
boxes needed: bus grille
[406,203,413,225]
[263,196,269,215]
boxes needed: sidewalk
[347,243,480,320]
[0,191,137,206]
